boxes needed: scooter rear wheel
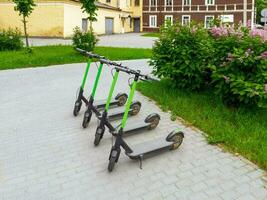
[82,110,92,128]
[117,94,128,106]
[166,131,184,150]
[73,100,82,116]
[130,102,141,116]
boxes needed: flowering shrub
[212,38,267,107]
[150,21,267,108]
[150,22,215,90]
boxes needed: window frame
[164,15,173,25]
[183,0,191,6]
[182,15,191,26]
[165,0,172,6]
[205,0,215,5]
[149,15,157,28]
[205,15,214,28]
[150,0,156,6]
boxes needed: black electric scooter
[107,67,184,172]
[73,48,128,117]
[94,59,160,146]
[81,57,142,128]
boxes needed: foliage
[0,28,23,51]
[13,0,36,48]
[80,0,98,27]
[13,0,36,17]
[212,38,267,107]
[150,21,267,108]
[150,22,215,90]
[72,26,98,52]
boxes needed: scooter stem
[121,76,138,129]
[81,58,92,90]
[105,69,119,112]
[91,62,104,98]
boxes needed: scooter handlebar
[76,48,105,59]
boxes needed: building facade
[0,0,142,37]
[143,0,255,31]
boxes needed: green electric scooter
[77,51,142,128]
[73,48,128,117]
[107,67,184,172]
[94,59,161,146]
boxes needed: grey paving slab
[25,33,156,48]
[0,59,266,200]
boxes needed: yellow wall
[0,2,64,37]
[0,0,142,37]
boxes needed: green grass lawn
[0,46,152,70]
[142,32,160,37]
[137,79,267,170]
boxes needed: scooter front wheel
[73,100,82,116]
[108,157,116,172]
[82,109,92,128]
[94,126,105,146]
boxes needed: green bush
[212,37,267,107]
[72,26,98,51]
[0,28,23,51]
[150,22,215,90]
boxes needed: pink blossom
[260,51,267,59]
[250,29,267,41]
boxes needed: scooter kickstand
[139,155,143,170]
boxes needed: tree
[80,0,98,30]
[256,0,267,24]
[13,0,36,48]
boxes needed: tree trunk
[23,15,29,48]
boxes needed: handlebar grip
[76,48,86,53]
[142,75,160,82]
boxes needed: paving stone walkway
[0,59,266,200]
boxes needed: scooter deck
[123,121,150,135]
[126,137,171,159]
[107,106,129,120]
[94,98,118,109]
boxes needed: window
[149,15,157,27]
[165,0,172,6]
[205,15,214,28]
[183,0,191,5]
[135,0,140,6]
[205,0,214,5]
[165,15,173,25]
[150,0,156,6]
[182,15,190,26]
[106,0,110,3]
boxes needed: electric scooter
[81,57,142,128]
[73,48,128,116]
[107,67,184,172]
[94,59,160,146]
